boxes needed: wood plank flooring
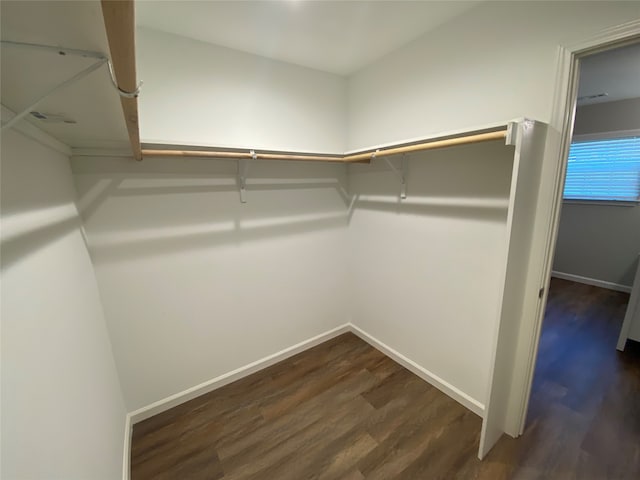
[131,278,640,479]
[482,278,640,479]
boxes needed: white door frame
[512,19,640,436]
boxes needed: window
[563,135,640,203]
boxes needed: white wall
[554,203,640,287]
[95,1,638,416]
[343,0,639,415]
[553,98,640,288]
[137,27,348,154]
[574,97,640,135]
[347,1,640,150]
[72,156,350,411]
[348,140,515,406]
[1,128,127,479]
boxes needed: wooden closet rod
[342,130,508,162]
[101,0,142,161]
[141,149,345,162]
[141,129,508,163]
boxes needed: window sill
[562,199,639,207]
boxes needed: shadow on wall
[1,210,84,270]
[69,139,515,266]
[72,158,352,264]
[622,257,640,287]
[348,140,515,223]
[352,197,509,223]
[71,141,515,264]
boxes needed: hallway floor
[483,278,640,479]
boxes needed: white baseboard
[348,324,485,417]
[129,324,351,424]
[551,271,632,293]
[127,321,484,435]
[122,413,132,480]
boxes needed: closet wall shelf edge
[140,127,510,163]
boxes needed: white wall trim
[1,104,71,157]
[127,322,484,430]
[562,199,638,207]
[122,414,132,480]
[349,324,485,417]
[551,271,632,293]
[128,324,351,424]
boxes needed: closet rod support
[384,155,408,200]
[237,152,254,203]
[506,122,520,146]
[0,39,141,109]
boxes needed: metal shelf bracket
[237,150,256,203]
[384,154,408,199]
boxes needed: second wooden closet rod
[141,129,507,163]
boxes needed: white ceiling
[578,41,640,105]
[135,0,481,76]
[0,1,130,150]
[1,1,637,152]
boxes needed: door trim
[514,19,640,437]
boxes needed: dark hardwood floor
[131,278,639,479]
[483,278,640,479]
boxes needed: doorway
[477,20,640,462]
[521,38,640,471]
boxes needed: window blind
[564,136,640,202]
